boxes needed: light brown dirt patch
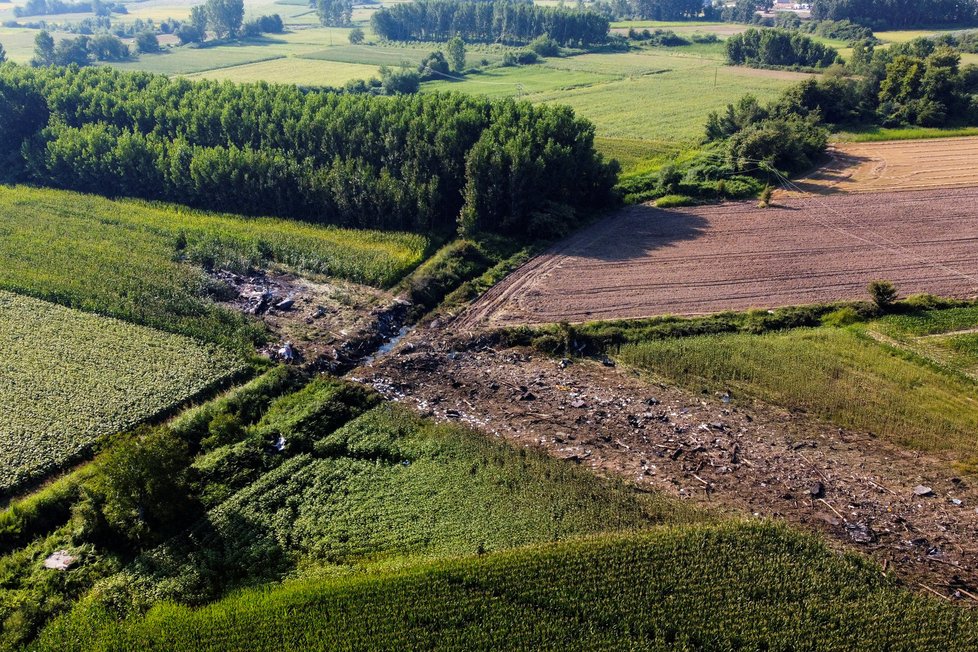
[457,187,978,328]
[791,136,978,194]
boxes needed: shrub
[868,280,898,310]
[655,194,694,208]
[348,27,364,44]
[822,306,861,327]
[528,34,560,57]
[134,31,160,54]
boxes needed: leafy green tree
[135,31,161,53]
[88,34,129,61]
[205,0,244,38]
[177,6,208,43]
[53,36,91,66]
[317,0,352,27]
[31,30,55,66]
[0,42,6,63]
[78,427,196,549]
[447,34,465,72]
[418,50,449,79]
[348,26,364,44]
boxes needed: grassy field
[835,125,978,142]
[0,290,244,494]
[184,56,380,85]
[617,314,978,457]
[0,186,428,346]
[32,522,978,651]
[424,48,799,144]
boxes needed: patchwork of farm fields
[792,136,978,194]
[459,186,978,327]
[0,290,244,494]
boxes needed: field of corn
[108,399,691,607]
[32,522,978,652]
[0,290,245,494]
[0,186,429,347]
[618,312,978,457]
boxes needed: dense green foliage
[370,1,609,46]
[726,27,839,69]
[30,523,978,651]
[601,0,711,21]
[0,290,245,496]
[0,64,614,238]
[811,0,978,29]
[0,186,426,346]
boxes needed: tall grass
[619,326,978,455]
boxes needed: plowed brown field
[459,186,978,328]
[790,136,978,194]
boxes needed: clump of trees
[371,0,609,46]
[595,0,717,22]
[811,0,978,30]
[0,65,617,239]
[29,29,161,65]
[726,28,839,69]
[316,0,352,27]
[14,0,125,17]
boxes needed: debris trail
[353,333,978,595]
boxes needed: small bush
[822,306,861,327]
[655,194,694,208]
[868,280,898,310]
[349,27,364,44]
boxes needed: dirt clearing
[792,136,978,194]
[354,336,978,594]
[458,187,978,328]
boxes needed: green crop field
[0,186,428,346]
[617,317,978,457]
[184,56,381,85]
[0,290,244,493]
[32,522,978,651]
[422,48,801,145]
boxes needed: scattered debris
[845,523,877,544]
[351,334,978,591]
[913,485,934,497]
[43,551,77,571]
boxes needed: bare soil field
[354,336,978,593]
[458,187,978,328]
[792,136,978,194]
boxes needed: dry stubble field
[791,136,978,194]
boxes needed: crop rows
[33,522,978,651]
[0,290,245,493]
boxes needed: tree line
[0,65,616,238]
[726,28,839,69]
[370,1,609,46]
[811,0,978,29]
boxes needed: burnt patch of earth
[212,269,411,373]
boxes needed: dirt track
[355,338,978,594]
[458,186,978,328]
[792,137,978,194]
